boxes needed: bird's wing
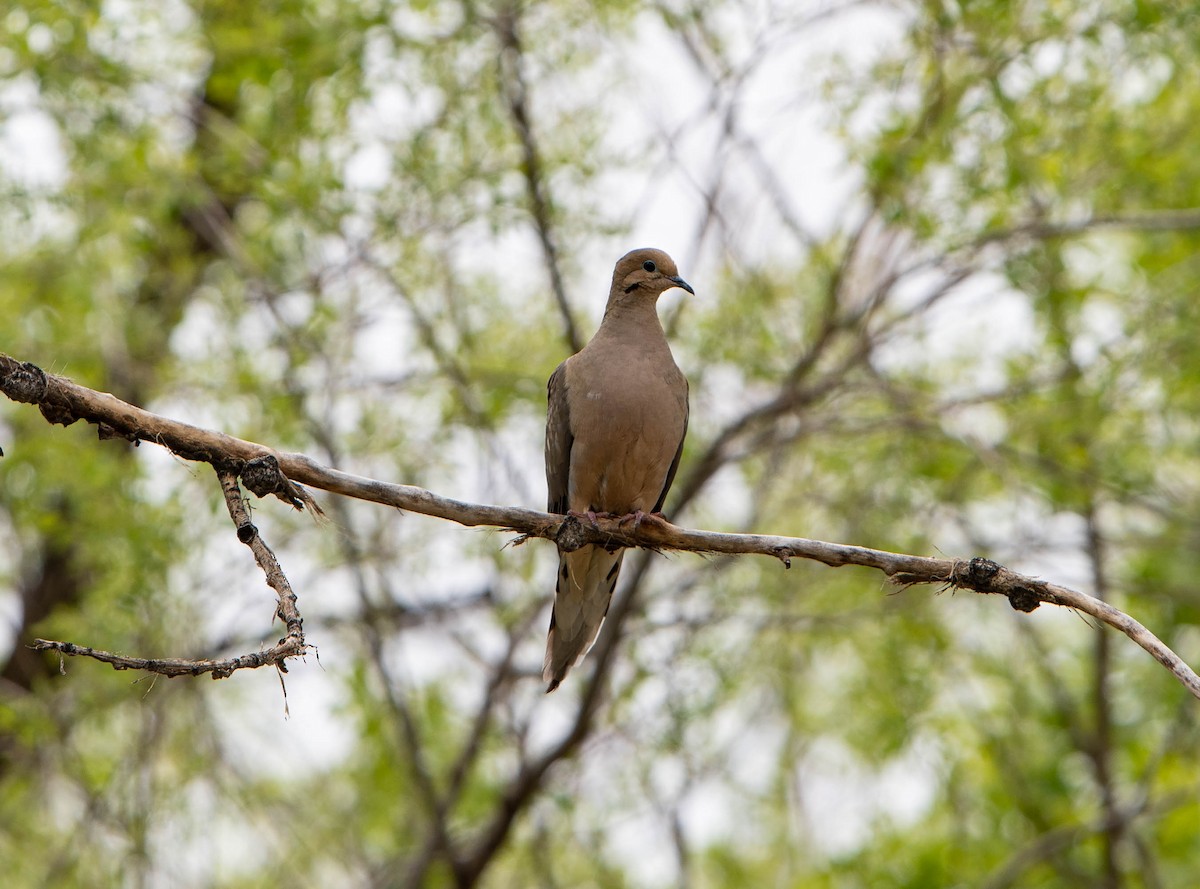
[652,379,688,515]
[544,360,572,515]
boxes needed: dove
[543,248,692,692]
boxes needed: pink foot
[618,510,671,530]
[568,509,618,528]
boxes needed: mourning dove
[543,248,693,692]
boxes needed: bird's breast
[564,351,686,514]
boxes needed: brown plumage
[543,248,692,692]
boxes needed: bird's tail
[543,545,624,692]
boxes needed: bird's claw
[567,509,618,528]
[566,510,671,532]
[618,510,671,531]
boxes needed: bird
[543,247,693,692]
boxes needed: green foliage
[3,0,1200,886]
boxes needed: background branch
[493,5,582,355]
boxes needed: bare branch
[30,638,296,679]
[456,544,648,884]
[493,6,582,354]
[4,352,1199,700]
[215,467,306,663]
[973,207,1200,249]
[29,465,307,680]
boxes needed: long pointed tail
[543,546,624,692]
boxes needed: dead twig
[29,464,307,680]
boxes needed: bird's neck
[597,292,667,343]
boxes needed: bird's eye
[642,260,656,272]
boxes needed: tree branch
[30,459,307,680]
[3,352,1198,701]
[493,6,582,355]
[29,638,294,679]
[973,207,1200,248]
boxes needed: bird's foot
[567,509,618,528]
[618,510,671,531]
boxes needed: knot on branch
[0,359,48,404]
[241,454,305,510]
[1006,588,1041,613]
[555,514,588,553]
[957,557,1001,588]
[39,401,78,427]
[952,556,1042,613]
[0,360,79,427]
[552,513,630,553]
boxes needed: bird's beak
[668,276,694,295]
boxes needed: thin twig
[30,639,296,679]
[30,466,307,679]
[215,467,306,663]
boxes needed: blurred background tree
[2,0,1199,886]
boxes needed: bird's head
[611,248,694,299]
